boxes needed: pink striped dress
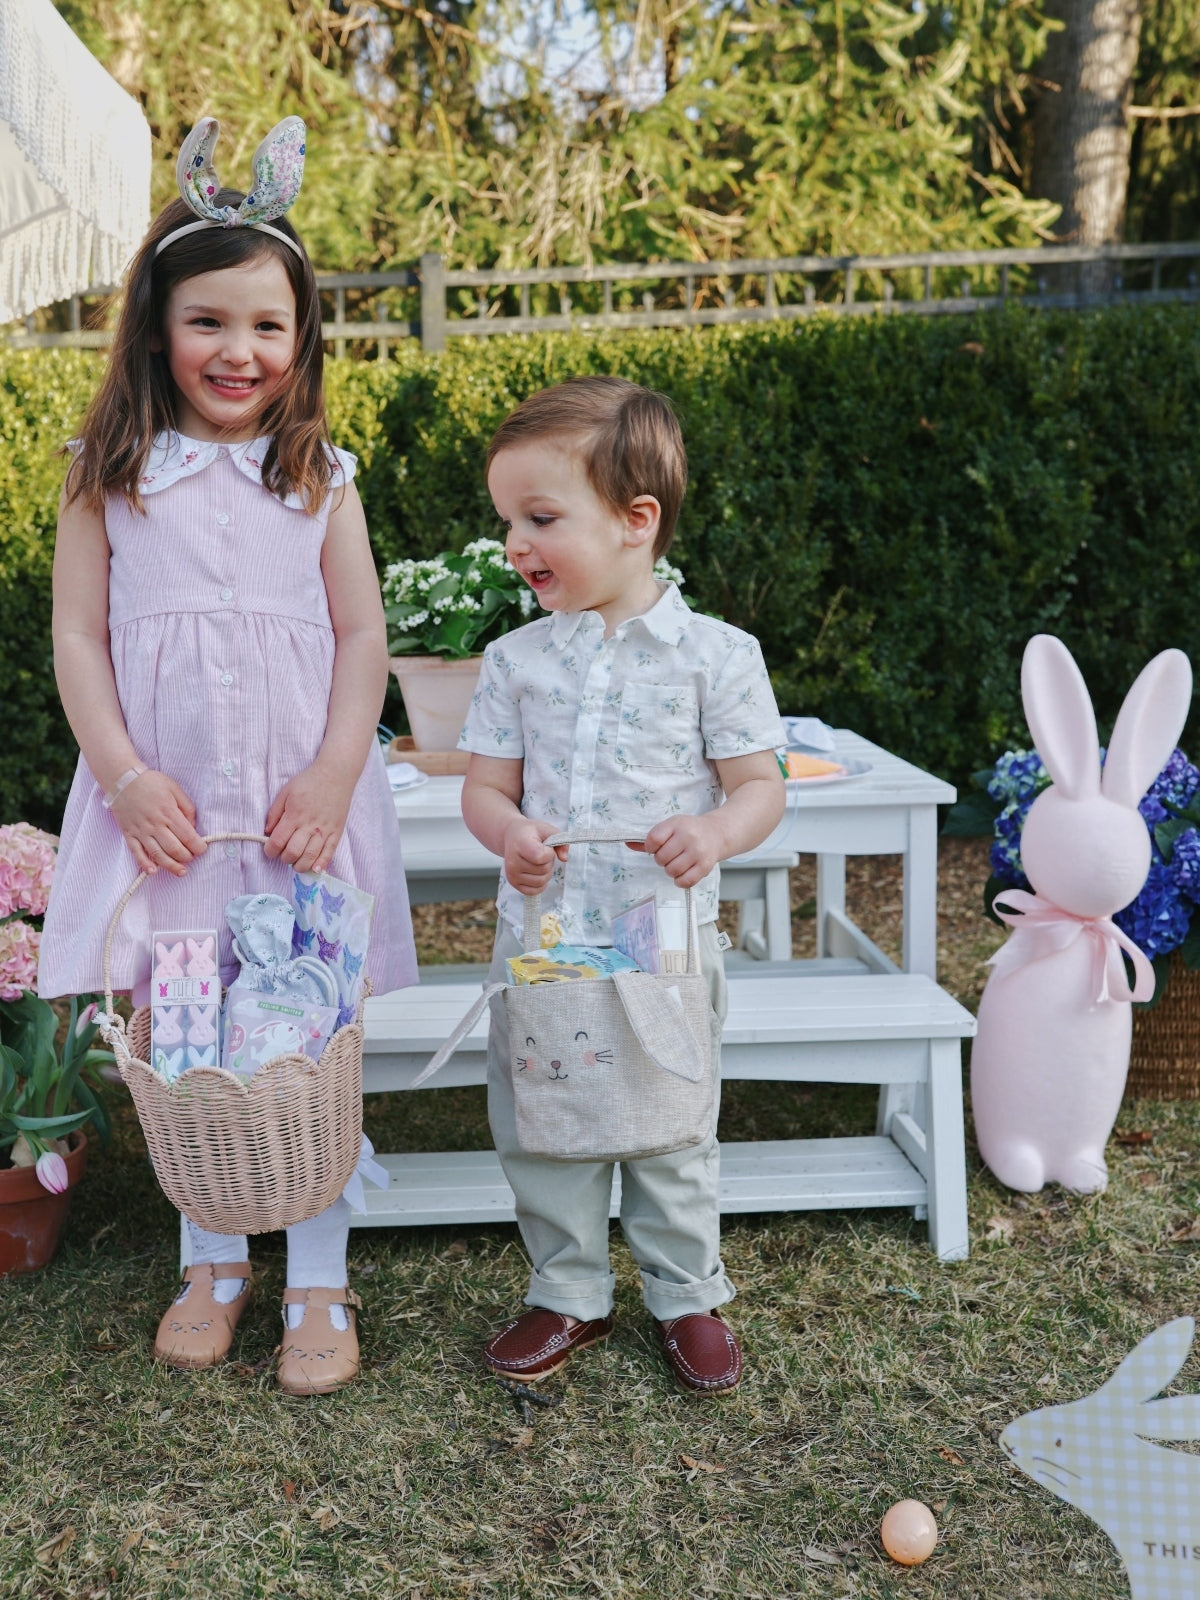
[38,431,418,1002]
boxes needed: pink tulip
[75,1001,98,1036]
[35,1150,69,1194]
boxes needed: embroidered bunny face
[514,1029,613,1082]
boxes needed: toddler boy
[460,375,784,1393]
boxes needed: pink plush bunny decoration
[971,635,1192,1194]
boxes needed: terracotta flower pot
[388,654,482,752]
[0,1130,87,1276]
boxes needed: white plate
[387,763,430,792]
[784,755,873,787]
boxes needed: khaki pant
[486,922,734,1322]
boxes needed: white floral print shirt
[459,583,783,942]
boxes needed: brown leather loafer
[483,1308,614,1382]
[657,1309,743,1394]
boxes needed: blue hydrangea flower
[1170,827,1200,898]
[1138,747,1200,826]
[1115,862,1193,958]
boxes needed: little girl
[38,117,417,1394]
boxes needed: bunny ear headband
[154,115,307,260]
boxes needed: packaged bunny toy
[150,931,219,1081]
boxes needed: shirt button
[216,513,230,526]
[220,671,234,687]
[220,587,233,602]
[224,842,238,860]
[221,760,235,777]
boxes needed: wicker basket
[98,833,365,1234]
[1127,952,1200,1100]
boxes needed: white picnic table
[354,730,975,1260]
[392,728,952,977]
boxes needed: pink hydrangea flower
[0,823,58,919]
[35,1149,69,1193]
[0,918,40,999]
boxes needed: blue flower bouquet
[946,746,1200,1008]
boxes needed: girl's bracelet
[101,765,149,809]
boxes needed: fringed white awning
[0,0,150,322]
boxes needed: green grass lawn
[4,843,1200,1598]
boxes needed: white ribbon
[340,1134,389,1214]
[988,888,1155,1004]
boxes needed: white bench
[359,968,975,1261]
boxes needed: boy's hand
[629,814,724,889]
[504,817,568,895]
[265,762,355,873]
[111,770,206,878]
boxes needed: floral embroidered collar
[549,581,691,648]
[136,431,353,507]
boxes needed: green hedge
[3,303,1199,831]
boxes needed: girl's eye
[531,515,556,528]
[256,321,284,332]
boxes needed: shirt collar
[137,431,277,497]
[548,582,692,649]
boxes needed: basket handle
[521,827,697,972]
[100,832,271,1034]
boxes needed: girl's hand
[504,817,568,895]
[264,764,354,873]
[111,771,206,878]
[628,814,724,889]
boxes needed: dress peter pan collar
[135,431,356,508]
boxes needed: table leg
[815,853,845,959]
[903,804,939,979]
[924,1038,969,1261]
[764,864,793,961]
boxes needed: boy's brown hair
[486,376,687,557]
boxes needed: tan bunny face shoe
[153,1262,252,1369]
[277,1287,363,1396]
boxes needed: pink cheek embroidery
[583,1050,598,1067]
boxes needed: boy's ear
[623,494,661,550]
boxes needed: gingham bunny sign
[1001,1318,1200,1599]
[971,635,1192,1193]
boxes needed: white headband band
[154,217,306,260]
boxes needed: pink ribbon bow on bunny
[988,888,1155,1004]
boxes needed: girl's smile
[157,256,297,441]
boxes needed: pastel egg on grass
[881,1500,938,1565]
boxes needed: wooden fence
[8,240,1200,357]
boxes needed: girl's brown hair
[65,192,332,515]
[486,375,688,557]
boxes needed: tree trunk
[1032,0,1142,291]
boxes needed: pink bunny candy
[153,941,185,981]
[185,936,217,977]
[971,635,1192,1194]
[186,1004,218,1047]
[152,1007,185,1046]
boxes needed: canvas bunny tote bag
[411,830,715,1162]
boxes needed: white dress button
[220,671,234,687]
[221,760,235,777]
[216,513,230,526]
[220,587,233,602]
[224,842,238,860]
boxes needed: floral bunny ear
[158,115,307,259]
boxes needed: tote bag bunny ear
[1001,1317,1200,1599]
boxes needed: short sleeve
[328,445,357,485]
[700,633,784,759]
[458,640,526,757]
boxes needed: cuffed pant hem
[525,1267,617,1323]
[639,1265,736,1323]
